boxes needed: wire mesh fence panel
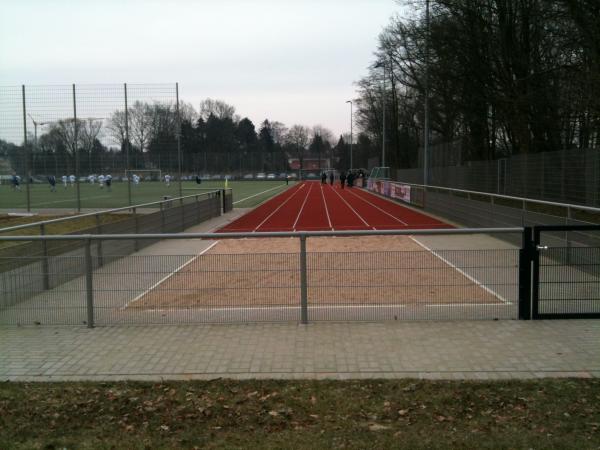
[538,246,600,316]
[306,249,518,321]
[0,83,184,212]
[397,148,600,207]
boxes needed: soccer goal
[369,166,391,180]
[125,169,162,182]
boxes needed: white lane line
[233,184,289,205]
[410,237,511,305]
[253,183,306,232]
[123,241,220,309]
[346,189,408,225]
[142,303,513,313]
[319,183,333,230]
[292,182,313,231]
[328,184,373,229]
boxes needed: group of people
[85,174,113,190]
[320,169,366,189]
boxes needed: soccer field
[0,180,294,211]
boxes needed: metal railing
[0,191,224,305]
[1,227,525,326]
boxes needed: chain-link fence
[0,83,185,211]
[400,147,600,207]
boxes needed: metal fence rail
[0,191,223,308]
[1,226,596,326]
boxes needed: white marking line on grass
[346,189,408,225]
[292,182,313,231]
[328,185,373,229]
[319,183,333,230]
[233,184,289,205]
[122,241,220,309]
[253,183,306,232]
[19,194,111,207]
[409,237,512,305]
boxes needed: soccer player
[11,172,20,191]
[98,174,105,189]
[48,175,57,192]
[105,174,112,192]
[88,174,95,184]
[62,175,68,189]
[133,174,140,185]
[69,174,76,186]
[164,174,171,187]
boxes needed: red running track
[217,181,452,233]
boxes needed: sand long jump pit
[119,236,518,322]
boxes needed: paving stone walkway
[1,320,598,381]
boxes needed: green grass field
[0,180,294,211]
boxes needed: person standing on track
[329,171,334,186]
[339,171,346,189]
[321,172,327,184]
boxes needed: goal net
[369,167,391,180]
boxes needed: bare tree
[106,110,127,149]
[79,118,103,173]
[286,125,310,170]
[199,98,236,121]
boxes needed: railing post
[133,207,139,252]
[300,234,308,324]
[221,189,226,214]
[84,238,94,328]
[195,195,201,223]
[40,223,49,290]
[565,206,571,265]
[518,226,534,320]
[160,201,166,232]
[95,213,103,267]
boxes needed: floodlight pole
[346,100,353,170]
[423,0,430,186]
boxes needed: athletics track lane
[293,182,332,231]
[217,182,304,232]
[345,187,451,229]
[217,181,452,232]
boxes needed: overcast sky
[1,0,400,138]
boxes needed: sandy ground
[132,236,501,309]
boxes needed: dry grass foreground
[1,379,599,449]
[133,236,501,310]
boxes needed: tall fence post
[73,84,81,213]
[518,227,534,320]
[176,82,183,199]
[300,234,308,324]
[84,238,94,328]
[221,189,226,214]
[40,223,49,290]
[124,83,132,207]
[21,85,31,213]
[195,195,201,223]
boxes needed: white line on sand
[328,184,373,229]
[233,184,289,205]
[253,183,306,232]
[346,189,408,225]
[142,303,513,313]
[410,237,512,305]
[292,182,313,231]
[123,241,220,309]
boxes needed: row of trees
[3,99,357,177]
[354,0,600,171]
